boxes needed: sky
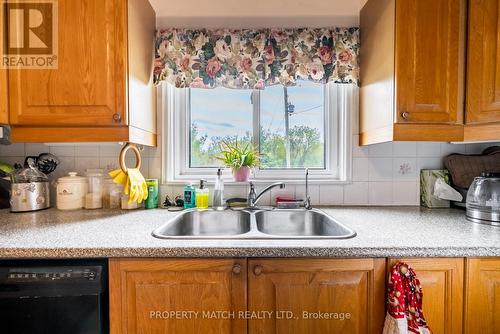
[190,80,325,149]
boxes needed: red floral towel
[384,262,431,334]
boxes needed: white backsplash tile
[393,142,417,157]
[417,157,443,171]
[319,185,344,205]
[98,143,122,157]
[393,157,416,179]
[344,182,369,205]
[368,157,393,181]
[0,143,25,157]
[441,142,465,156]
[252,184,271,206]
[99,156,118,171]
[75,145,100,157]
[352,157,369,181]
[49,145,75,157]
[352,135,369,158]
[465,142,493,154]
[296,184,319,205]
[416,142,442,157]
[0,139,498,207]
[393,181,419,206]
[270,185,295,205]
[25,143,48,156]
[75,156,99,175]
[368,141,393,157]
[148,157,162,180]
[368,182,393,205]
[224,185,248,201]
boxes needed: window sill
[163,179,352,186]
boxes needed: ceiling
[149,0,367,29]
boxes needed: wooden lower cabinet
[109,257,500,334]
[387,258,464,334]
[465,258,500,333]
[109,258,247,334]
[248,258,385,334]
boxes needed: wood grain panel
[128,0,156,134]
[466,0,500,126]
[392,124,464,142]
[465,258,500,333]
[109,258,247,334]
[388,258,464,334]
[0,70,7,124]
[395,0,465,124]
[359,0,395,137]
[248,258,385,334]
[8,0,127,126]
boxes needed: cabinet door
[465,258,500,333]
[395,0,465,124]
[387,258,464,334]
[0,69,7,124]
[466,0,500,124]
[8,0,126,126]
[109,259,247,334]
[248,259,385,334]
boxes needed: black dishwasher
[0,259,108,334]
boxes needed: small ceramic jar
[56,172,88,210]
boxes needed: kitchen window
[162,81,354,183]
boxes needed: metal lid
[481,171,500,178]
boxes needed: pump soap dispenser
[213,168,224,210]
[196,180,209,209]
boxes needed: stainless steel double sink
[152,208,356,239]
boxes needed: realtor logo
[1,0,58,68]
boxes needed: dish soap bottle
[196,180,209,209]
[183,182,196,209]
[213,168,224,210]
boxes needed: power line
[290,105,322,115]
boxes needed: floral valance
[153,27,359,89]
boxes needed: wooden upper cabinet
[464,0,500,141]
[109,259,247,334]
[360,0,466,145]
[6,0,157,146]
[388,258,464,334]
[9,0,126,127]
[248,259,385,334]
[0,70,7,124]
[466,0,500,125]
[395,0,464,125]
[465,258,500,333]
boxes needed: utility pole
[283,87,291,168]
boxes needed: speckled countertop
[0,207,498,258]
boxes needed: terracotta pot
[233,166,251,182]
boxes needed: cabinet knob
[113,113,122,123]
[232,264,241,275]
[401,111,410,120]
[253,265,263,276]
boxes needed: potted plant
[215,140,260,182]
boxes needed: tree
[190,123,323,169]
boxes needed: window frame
[162,82,353,184]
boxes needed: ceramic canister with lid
[56,172,88,210]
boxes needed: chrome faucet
[304,168,312,210]
[248,182,285,208]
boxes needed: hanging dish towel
[382,262,431,334]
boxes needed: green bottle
[183,183,196,209]
[145,179,159,209]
